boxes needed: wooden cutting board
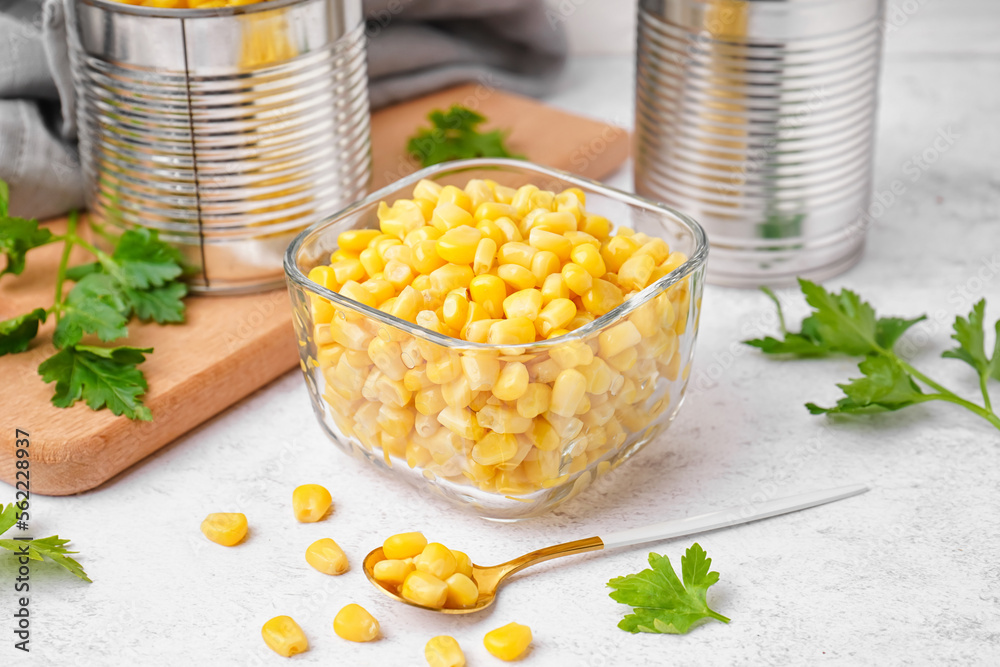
[0,84,629,496]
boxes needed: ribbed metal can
[634,0,885,286]
[67,0,371,293]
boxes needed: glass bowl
[284,159,708,519]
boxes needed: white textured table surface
[6,3,1000,665]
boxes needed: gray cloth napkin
[0,0,566,219]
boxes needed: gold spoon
[363,484,867,614]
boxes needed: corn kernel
[531,210,576,234]
[580,357,615,394]
[473,237,497,274]
[374,558,414,586]
[308,265,339,290]
[599,321,642,358]
[550,368,587,417]
[383,531,428,559]
[438,185,473,211]
[465,179,494,209]
[331,258,365,284]
[292,483,333,522]
[384,260,415,290]
[497,242,537,269]
[581,213,610,239]
[425,636,466,667]
[305,538,349,575]
[431,202,475,232]
[437,405,484,440]
[430,264,474,295]
[488,318,536,345]
[452,550,473,578]
[503,289,543,321]
[414,178,443,201]
[582,279,624,316]
[442,292,470,331]
[607,346,638,372]
[262,616,308,657]
[516,383,552,419]
[635,238,671,264]
[527,418,560,451]
[338,229,381,252]
[461,352,500,391]
[494,217,523,243]
[528,228,572,261]
[379,200,425,239]
[483,622,532,661]
[469,274,507,319]
[445,573,479,609]
[475,202,517,222]
[476,405,532,434]
[562,262,593,296]
[601,234,640,273]
[402,570,449,608]
[571,243,606,278]
[536,298,576,337]
[498,263,536,291]
[476,219,505,246]
[618,254,656,292]
[472,432,519,465]
[200,513,247,546]
[334,604,380,642]
[415,542,458,580]
[540,273,570,304]
[493,361,529,400]
[511,184,539,218]
[550,340,593,369]
[436,226,482,264]
[464,319,499,343]
[378,404,414,437]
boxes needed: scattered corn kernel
[334,604,380,642]
[425,636,466,667]
[292,484,333,522]
[305,538,349,575]
[200,513,247,546]
[262,615,308,658]
[483,622,533,661]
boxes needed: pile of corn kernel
[201,494,532,662]
[311,178,691,497]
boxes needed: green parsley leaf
[806,354,926,415]
[124,281,188,324]
[111,228,185,289]
[0,217,54,277]
[64,261,102,282]
[38,345,153,421]
[0,308,47,356]
[943,299,1000,382]
[607,543,729,635]
[407,105,522,168]
[0,503,91,582]
[53,274,129,348]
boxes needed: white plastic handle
[599,484,869,550]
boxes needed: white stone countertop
[4,2,999,665]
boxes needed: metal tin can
[634,0,885,286]
[67,0,371,293]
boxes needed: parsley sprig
[0,502,90,582]
[406,105,522,168]
[0,180,188,420]
[607,543,729,635]
[746,279,1000,431]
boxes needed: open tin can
[67,0,372,293]
[634,0,885,286]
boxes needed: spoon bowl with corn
[363,484,868,614]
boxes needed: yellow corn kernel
[374,558,414,586]
[465,179,494,209]
[516,383,552,419]
[503,289,543,321]
[551,368,587,417]
[550,339,593,369]
[402,570,449,608]
[262,616,308,658]
[383,531,428,559]
[607,346,638,372]
[308,265,339,291]
[331,258,365,284]
[461,351,500,391]
[488,317,536,345]
[476,404,532,434]
[414,178,443,202]
[338,229,381,252]
[413,239,447,275]
[469,274,507,319]
[378,404,415,437]
[425,636,466,667]
[476,219,505,247]
[442,292,470,331]
[305,538,349,575]
[437,405,484,440]
[383,244,415,268]
[511,184,539,218]
[292,483,333,523]
[200,513,247,546]
[445,573,479,609]
[527,418,560,451]
[660,251,688,276]
[562,262,592,296]
[497,242,537,269]
[384,260,415,291]
[580,357,615,394]
[570,243,606,278]
[475,202,517,222]
[363,279,395,306]
[493,184,516,204]
[379,200,425,239]
[601,234,640,273]
[635,238,671,264]
[464,319,498,343]
[493,361,529,400]
[387,285,419,323]
[430,264,475,295]
[494,217,523,243]
[531,210,576,234]
[618,254,656,292]
[358,247,384,277]
[581,213,610,239]
[528,228,573,261]
[629,302,660,338]
[334,604,380,643]
[415,543,458,580]
[368,338,407,381]
[498,263,536,291]
[536,298,576,337]
[582,279,624,317]
[339,280,376,309]
[431,202,475,232]
[564,230,601,248]
[472,432,519,466]
[405,226,441,245]
[473,237,497,274]
[540,273,570,305]
[413,197,437,221]
[330,248,358,264]
[452,550,473,578]
[525,252,556,286]
[438,185,473,212]
[436,226,483,264]
[483,622,532,662]
[599,320,642,358]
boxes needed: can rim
[77,0,318,20]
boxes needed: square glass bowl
[284,159,708,519]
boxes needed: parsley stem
[52,210,79,323]
[708,610,731,624]
[894,358,1000,430]
[980,375,994,413]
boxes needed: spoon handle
[598,483,869,550]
